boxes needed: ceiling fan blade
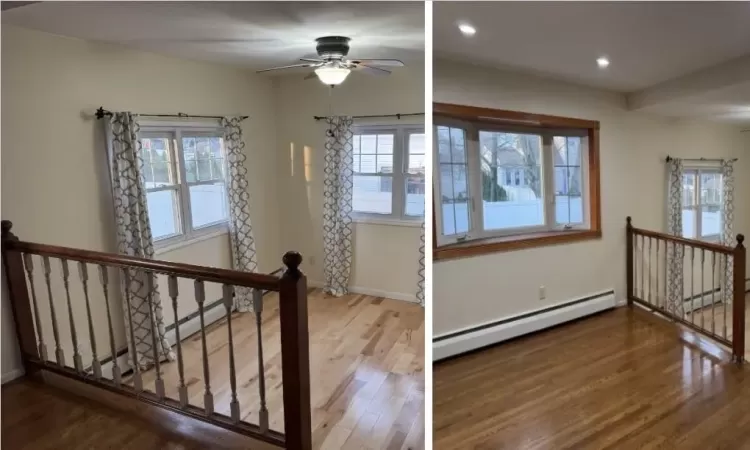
[300,58,325,63]
[304,72,318,80]
[256,64,314,74]
[349,59,405,67]
[354,64,392,76]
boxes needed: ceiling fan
[256,36,405,86]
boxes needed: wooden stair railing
[626,217,746,362]
[1,220,312,449]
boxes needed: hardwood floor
[130,289,425,450]
[434,302,750,450]
[2,378,204,449]
[687,293,750,359]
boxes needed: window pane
[437,126,469,235]
[405,133,426,217]
[210,137,224,158]
[552,136,584,225]
[479,131,544,230]
[376,154,393,174]
[147,190,180,240]
[682,173,697,239]
[361,135,377,153]
[353,175,393,214]
[700,171,722,238]
[140,137,176,188]
[190,183,228,228]
[183,137,196,160]
[377,135,394,154]
[185,160,197,183]
[406,176,425,217]
[407,133,426,175]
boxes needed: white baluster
[253,288,269,433]
[43,256,64,367]
[122,269,142,392]
[223,284,240,423]
[169,275,188,408]
[61,259,83,373]
[195,280,213,415]
[78,262,101,379]
[99,265,121,386]
[146,272,165,400]
[22,254,47,361]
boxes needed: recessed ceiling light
[458,23,476,36]
[597,57,610,69]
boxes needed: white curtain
[666,158,684,315]
[221,117,259,312]
[106,112,174,369]
[721,159,736,304]
[322,116,354,297]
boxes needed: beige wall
[275,65,425,299]
[433,59,749,336]
[1,25,281,380]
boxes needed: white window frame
[140,122,230,250]
[682,167,723,243]
[352,124,425,226]
[434,118,591,247]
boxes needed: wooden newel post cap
[738,234,745,248]
[626,216,632,227]
[283,251,303,277]
[1,220,17,242]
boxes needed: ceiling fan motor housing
[316,36,351,60]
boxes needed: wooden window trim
[433,103,602,262]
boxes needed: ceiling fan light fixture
[315,66,351,85]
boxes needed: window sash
[683,168,722,242]
[140,127,229,245]
[352,125,425,222]
[434,119,591,246]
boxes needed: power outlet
[539,286,546,301]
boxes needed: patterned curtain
[322,116,354,297]
[417,221,425,306]
[106,112,174,369]
[221,117,259,312]
[666,158,684,315]
[721,159,736,304]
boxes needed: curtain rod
[313,112,424,121]
[666,155,738,163]
[95,107,248,121]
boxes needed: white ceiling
[434,2,750,92]
[434,2,750,125]
[2,1,425,70]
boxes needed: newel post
[626,217,634,306]
[278,251,312,450]
[1,220,40,374]
[732,234,746,363]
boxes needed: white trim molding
[433,289,616,361]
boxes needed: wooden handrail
[631,226,734,255]
[626,216,747,363]
[3,234,281,291]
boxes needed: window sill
[353,217,423,228]
[434,229,602,262]
[155,227,229,255]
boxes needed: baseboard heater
[433,289,616,361]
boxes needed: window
[682,168,722,241]
[140,124,229,246]
[352,125,425,222]
[433,103,601,260]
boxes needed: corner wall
[1,25,281,382]
[433,59,748,336]
[275,66,426,300]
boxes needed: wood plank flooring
[434,301,750,450]
[131,289,425,450]
[2,379,204,449]
[687,293,750,359]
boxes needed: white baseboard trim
[308,280,418,303]
[2,368,24,384]
[433,289,617,361]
